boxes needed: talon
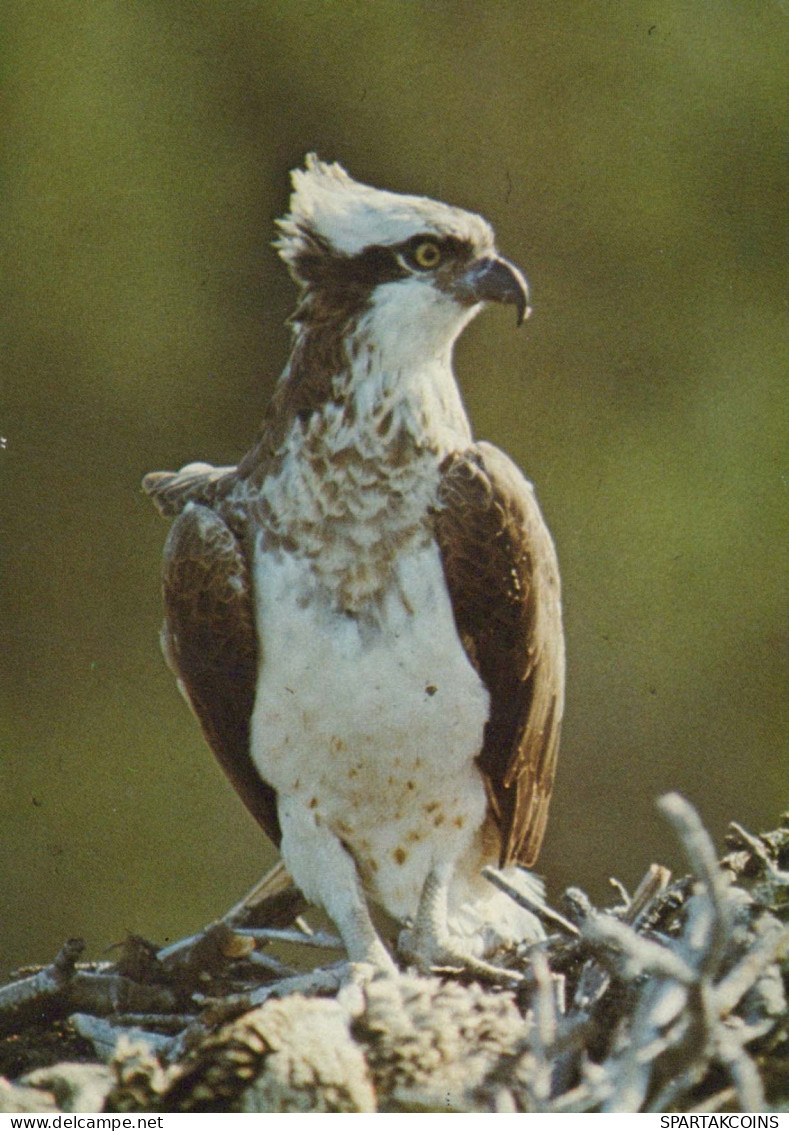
[398,926,522,985]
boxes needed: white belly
[249,537,491,921]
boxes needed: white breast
[249,537,491,921]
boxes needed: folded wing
[434,441,565,867]
[143,466,281,847]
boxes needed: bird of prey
[144,155,564,977]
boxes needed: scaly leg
[277,796,397,974]
[398,863,523,984]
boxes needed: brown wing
[145,470,281,848]
[143,463,238,519]
[434,441,564,867]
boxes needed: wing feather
[434,442,564,867]
[145,465,281,848]
[143,463,238,519]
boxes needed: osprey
[144,156,564,977]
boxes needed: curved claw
[398,926,523,985]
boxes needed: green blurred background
[2,1,786,974]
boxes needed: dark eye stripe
[292,233,477,292]
[395,234,474,269]
[292,243,407,290]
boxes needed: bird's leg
[277,797,396,975]
[398,863,523,984]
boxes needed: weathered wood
[1,798,786,1113]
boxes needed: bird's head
[275,156,530,359]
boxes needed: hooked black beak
[451,255,531,326]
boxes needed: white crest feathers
[275,154,494,267]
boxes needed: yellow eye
[411,240,442,270]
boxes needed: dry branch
[1,797,786,1113]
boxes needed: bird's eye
[410,239,443,270]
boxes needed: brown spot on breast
[453,816,465,828]
[433,812,445,827]
[406,780,415,791]
[406,829,422,843]
[308,797,318,809]
[425,684,438,696]
[393,847,407,866]
[330,736,345,755]
[376,408,394,436]
[425,801,440,814]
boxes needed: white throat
[258,280,479,608]
[341,277,480,453]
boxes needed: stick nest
[1,795,787,1113]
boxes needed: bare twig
[244,951,296,976]
[727,822,789,882]
[658,792,732,974]
[1,796,785,1113]
[0,939,84,1030]
[482,866,579,936]
[70,1012,172,1060]
[625,864,672,926]
[0,940,175,1033]
[608,877,630,907]
[689,1086,737,1114]
[715,1021,766,1112]
[581,912,696,983]
[234,926,343,950]
[713,922,789,1015]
